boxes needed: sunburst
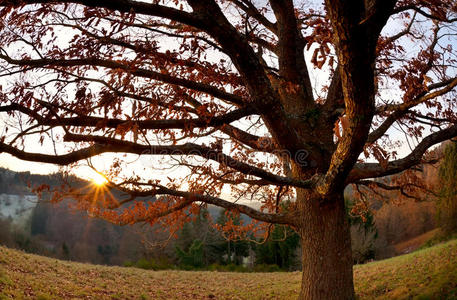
[88,171,108,186]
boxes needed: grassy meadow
[0,239,456,299]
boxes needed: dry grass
[355,239,457,300]
[0,239,456,299]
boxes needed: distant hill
[0,167,253,267]
[0,166,248,229]
[0,168,79,232]
[0,167,166,265]
[0,194,37,227]
[0,167,68,195]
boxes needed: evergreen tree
[176,239,204,268]
[175,208,225,267]
[61,242,70,260]
[255,225,300,270]
[215,209,249,265]
[30,202,49,236]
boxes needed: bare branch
[393,5,457,23]
[229,0,277,33]
[1,0,203,28]
[355,179,437,201]
[0,54,245,106]
[53,133,316,189]
[269,0,314,104]
[376,77,457,114]
[0,103,255,131]
[350,123,457,181]
[115,182,291,224]
[367,77,457,144]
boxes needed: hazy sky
[0,2,454,184]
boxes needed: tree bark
[296,189,354,300]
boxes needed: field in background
[0,239,456,299]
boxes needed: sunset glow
[88,171,108,186]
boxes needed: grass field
[0,239,456,299]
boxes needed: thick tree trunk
[296,190,354,300]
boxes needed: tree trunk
[296,190,354,300]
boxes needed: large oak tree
[0,0,456,298]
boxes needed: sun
[89,171,108,186]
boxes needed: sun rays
[88,171,108,187]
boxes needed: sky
[0,1,455,186]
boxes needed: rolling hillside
[0,239,456,299]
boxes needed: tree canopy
[0,0,456,299]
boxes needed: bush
[123,261,134,267]
[253,264,282,273]
[135,258,154,270]
[124,258,173,270]
[206,263,249,272]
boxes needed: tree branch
[393,5,457,23]
[349,123,457,181]
[269,0,314,104]
[167,89,276,152]
[185,0,305,155]
[367,77,457,144]
[113,182,291,224]
[376,77,457,114]
[59,133,316,189]
[354,179,437,201]
[317,0,386,196]
[0,103,255,131]
[0,54,245,106]
[1,0,203,28]
[229,0,277,33]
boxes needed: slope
[0,239,456,299]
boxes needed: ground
[0,239,456,299]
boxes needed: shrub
[253,264,282,273]
[124,258,173,270]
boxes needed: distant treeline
[1,198,302,271]
[0,167,301,270]
[0,168,67,195]
[0,164,442,271]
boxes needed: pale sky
[0,2,454,185]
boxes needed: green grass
[355,239,457,299]
[0,240,456,299]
